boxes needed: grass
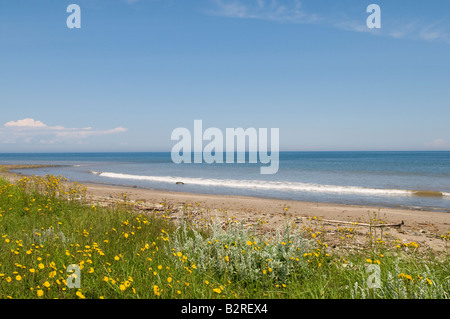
[0,175,449,299]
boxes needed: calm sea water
[1,152,450,212]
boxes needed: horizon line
[1,150,450,154]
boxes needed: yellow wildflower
[153,285,161,296]
[76,291,86,299]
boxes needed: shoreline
[1,164,449,252]
[6,163,450,213]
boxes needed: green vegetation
[0,175,449,299]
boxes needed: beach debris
[295,217,404,228]
[412,190,443,197]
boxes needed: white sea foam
[91,171,448,197]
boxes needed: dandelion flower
[37,290,44,297]
[153,285,161,296]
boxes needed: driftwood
[295,217,404,228]
[133,205,166,212]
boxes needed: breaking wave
[92,171,450,198]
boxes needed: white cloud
[0,118,128,145]
[333,19,375,34]
[209,0,320,24]
[208,0,450,44]
[419,26,450,44]
[425,138,450,149]
[4,118,47,128]
[383,20,450,44]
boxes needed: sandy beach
[2,165,449,252]
[84,181,450,252]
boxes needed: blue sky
[0,0,449,152]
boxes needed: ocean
[1,151,449,212]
